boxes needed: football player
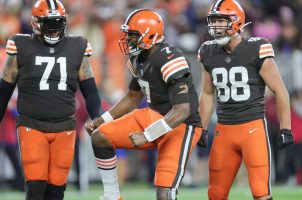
[86,9,204,200]
[0,0,101,200]
[197,0,294,200]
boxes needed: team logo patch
[215,130,220,136]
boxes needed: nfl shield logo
[50,48,55,54]
[226,56,231,63]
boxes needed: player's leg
[208,124,242,200]
[154,124,201,200]
[17,126,49,200]
[241,119,272,200]
[46,130,76,200]
[91,108,156,200]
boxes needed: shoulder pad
[66,35,93,57]
[247,37,274,59]
[197,40,218,62]
[156,45,190,83]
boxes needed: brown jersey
[6,34,93,132]
[128,42,201,126]
[198,37,275,124]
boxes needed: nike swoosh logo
[249,128,258,133]
[67,131,73,135]
[167,53,175,59]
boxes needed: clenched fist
[85,117,104,135]
[129,132,148,147]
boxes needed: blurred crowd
[0,0,302,192]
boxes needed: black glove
[277,129,294,150]
[197,130,208,148]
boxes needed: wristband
[143,118,172,142]
[101,111,114,123]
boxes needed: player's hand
[197,130,208,148]
[85,118,104,136]
[277,129,294,149]
[129,132,148,147]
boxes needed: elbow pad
[0,79,16,121]
[79,78,101,119]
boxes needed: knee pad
[25,180,47,200]
[44,184,66,200]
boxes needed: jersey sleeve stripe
[7,40,16,46]
[260,44,272,49]
[161,60,188,75]
[6,50,18,54]
[162,61,188,77]
[6,39,18,54]
[260,50,274,55]
[163,65,189,82]
[259,53,274,59]
[260,46,273,51]
[127,59,136,77]
[259,43,274,58]
[161,57,186,73]
[84,42,93,56]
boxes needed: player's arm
[164,77,190,127]
[139,76,190,143]
[199,65,215,130]
[141,49,194,143]
[260,58,290,129]
[78,56,101,119]
[0,55,18,121]
[87,78,144,134]
[260,57,293,148]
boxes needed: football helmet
[119,9,164,55]
[31,0,67,44]
[207,0,250,44]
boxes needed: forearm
[275,88,291,130]
[0,79,16,121]
[109,93,141,119]
[96,89,143,124]
[164,103,190,128]
[79,78,101,119]
[199,93,215,129]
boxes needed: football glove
[197,130,208,148]
[277,129,294,150]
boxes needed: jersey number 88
[212,66,250,102]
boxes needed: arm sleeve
[0,79,16,122]
[79,78,101,119]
